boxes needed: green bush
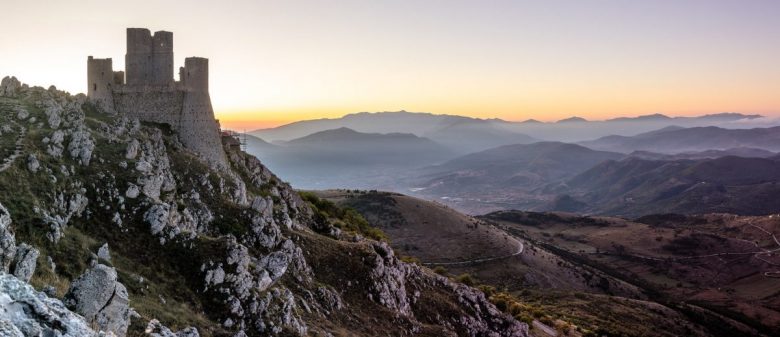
[455,273,476,286]
[299,191,388,241]
[433,266,448,275]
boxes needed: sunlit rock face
[0,273,102,337]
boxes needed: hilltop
[0,76,527,337]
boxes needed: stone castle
[87,28,226,165]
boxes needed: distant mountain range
[250,110,766,144]
[551,156,780,216]
[406,142,624,212]
[243,115,780,217]
[244,127,454,189]
[628,147,777,161]
[580,126,780,153]
[250,111,536,154]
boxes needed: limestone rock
[0,76,21,97]
[44,104,62,129]
[15,107,29,120]
[367,242,411,316]
[46,130,65,157]
[64,264,131,337]
[0,202,16,273]
[27,154,40,173]
[144,203,172,236]
[95,282,130,335]
[67,128,95,166]
[97,243,111,261]
[11,243,38,283]
[0,273,101,337]
[125,139,140,159]
[145,319,201,337]
[126,184,140,198]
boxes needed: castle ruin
[87,28,226,165]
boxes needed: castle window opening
[93,83,97,91]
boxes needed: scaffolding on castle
[221,129,247,152]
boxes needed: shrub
[299,191,388,241]
[400,255,420,264]
[455,273,476,286]
[477,284,495,297]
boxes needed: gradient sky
[2,0,779,130]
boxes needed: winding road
[421,229,524,267]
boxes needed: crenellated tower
[87,28,226,166]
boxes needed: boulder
[11,243,38,283]
[97,243,111,261]
[64,264,131,337]
[125,139,140,160]
[125,184,140,198]
[0,273,100,336]
[27,154,40,173]
[145,319,200,337]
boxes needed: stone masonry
[87,28,226,166]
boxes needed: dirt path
[0,125,26,173]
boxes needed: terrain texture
[0,76,528,337]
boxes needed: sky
[1,0,779,130]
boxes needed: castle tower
[125,28,153,85]
[88,28,227,167]
[151,31,174,85]
[87,56,115,110]
[179,56,226,165]
[125,28,174,85]
[182,57,209,92]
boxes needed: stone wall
[89,28,227,167]
[112,86,184,125]
[111,85,226,166]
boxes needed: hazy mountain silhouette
[251,110,765,145]
[250,111,536,154]
[580,126,780,153]
[628,147,777,161]
[422,119,537,154]
[244,127,455,189]
[411,142,624,196]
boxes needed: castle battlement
[87,28,226,166]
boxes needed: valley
[320,190,780,336]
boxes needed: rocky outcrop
[0,76,21,97]
[0,203,15,273]
[97,243,111,261]
[145,319,200,337]
[11,243,38,283]
[0,78,529,337]
[64,264,132,337]
[67,127,95,166]
[26,154,40,173]
[0,273,101,336]
[42,188,89,242]
[368,242,412,315]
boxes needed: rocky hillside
[0,76,528,337]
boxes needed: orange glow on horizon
[2,1,778,130]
